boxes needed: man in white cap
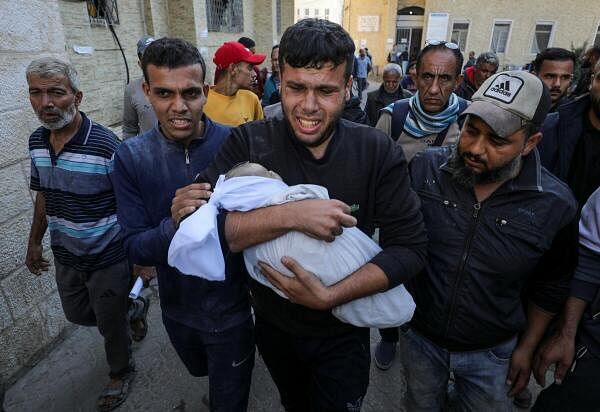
[122,35,157,138]
[402,71,577,410]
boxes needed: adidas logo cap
[461,70,551,138]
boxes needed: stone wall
[0,0,71,391]
[0,0,294,393]
[58,0,146,126]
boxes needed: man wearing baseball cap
[204,41,265,126]
[402,71,577,410]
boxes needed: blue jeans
[163,315,255,412]
[400,328,516,412]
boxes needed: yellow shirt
[204,88,264,127]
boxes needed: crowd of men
[23,16,600,412]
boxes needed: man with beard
[25,57,134,411]
[403,71,576,410]
[175,18,428,411]
[456,51,499,100]
[532,48,576,112]
[365,63,412,126]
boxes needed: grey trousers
[54,258,132,378]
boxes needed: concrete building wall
[342,0,398,72]
[423,0,600,67]
[145,0,171,37]
[0,0,72,391]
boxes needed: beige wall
[424,0,600,68]
[343,0,399,72]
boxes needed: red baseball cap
[213,41,266,70]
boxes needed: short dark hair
[278,18,355,81]
[416,42,464,76]
[238,37,256,49]
[476,51,499,69]
[142,37,206,84]
[533,47,576,73]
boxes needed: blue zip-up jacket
[408,146,577,351]
[112,118,251,332]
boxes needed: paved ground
[3,79,549,412]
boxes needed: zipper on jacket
[444,201,481,339]
[185,148,190,164]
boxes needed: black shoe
[374,340,397,370]
[129,296,149,342]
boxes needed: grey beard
[38,104,77,130]
[447,146,522,188]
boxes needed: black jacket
[407,146,577,351]
[198,117,428,337]
[538,94,590,182]
[365,84,412,126]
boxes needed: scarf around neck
[403,92,460,138]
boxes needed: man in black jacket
[364,63,412,126]
[404,71,576,411]
[173,18,428,412]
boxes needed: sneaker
[374,340,397,370]
[513,387,532,409]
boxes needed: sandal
[129,296,149,342]
[97,370,136,411]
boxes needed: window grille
[314,9,319,17]
[87,0,119,26]
[531,23,554,53]
[206,0,244,32]
[491,22,511,53]
[451,22,469,52]
[304,8,309,17]
[324,8,330,20]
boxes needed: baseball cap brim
[242,53,266,65]
[461,100,523,138]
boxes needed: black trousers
[255,316,371,412]
[532,345,600,411]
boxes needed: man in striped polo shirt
[25,57,134,412]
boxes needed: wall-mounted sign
[426,12,449,41]
[358,15,380,32]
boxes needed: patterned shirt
[29,112,125,271]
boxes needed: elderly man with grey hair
[25,57,135,411]
[365,63,413,126]
[456,51,499,100]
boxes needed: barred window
[325,8,330,20]
[206,0,244,32]
[87,0,119,26]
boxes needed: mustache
[462,151,486,165]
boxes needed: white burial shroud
[168,175,415,328]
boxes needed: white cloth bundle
[168,175,415,328]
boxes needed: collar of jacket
[440,146,544,193]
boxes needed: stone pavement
[3,280,548,412]
[3,283,406,412]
